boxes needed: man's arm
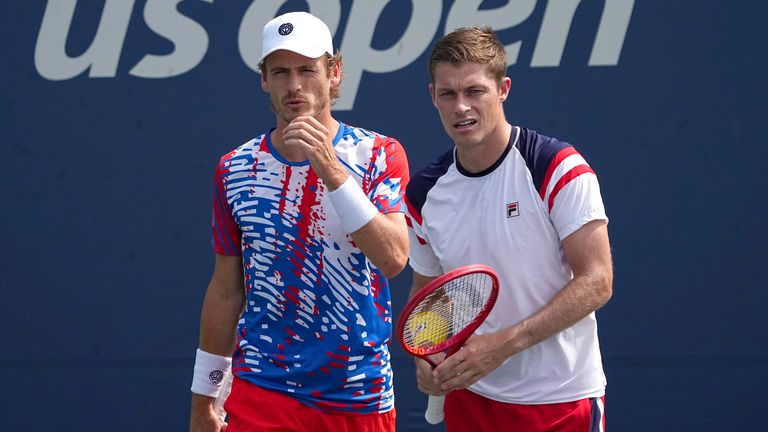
[283,116,409,278]
[432,219,613,390]
[348,212,408,278]
[190,254,245,432]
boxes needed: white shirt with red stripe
[404,126,608,404]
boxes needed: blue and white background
[1,1,766,430]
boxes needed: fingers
[436,366,482,391]
[282,116,347,186]
[283,116,329,148]
[415,358,448,396]
[432,350,483,391]
[432,349,464,379]
[430,332,510,390]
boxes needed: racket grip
[425,395,446,424]
[213,369,234,422]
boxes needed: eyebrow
[269,62,320,72]
[436,83,488,93]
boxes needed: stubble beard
[271,91,329,124]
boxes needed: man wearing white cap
[189,11,409,432]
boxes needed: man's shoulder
[516,126,573,156]
[219,133,269,163]
[339,122,401,146]
[405,148,454,210]
[413,147,454,178]
[337,122,372,139]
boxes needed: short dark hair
[428,26,507,83]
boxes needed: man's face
[429,62,510,150]
[261,50,339,124]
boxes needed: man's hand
[189,394,227,432]
[432,330,515,391]
[283,116,347,189]
[414,354,448,396]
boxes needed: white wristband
[191,349,232,397]
[327,176,379,234]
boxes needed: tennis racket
[397,264,500,424]
[212,367,233,423]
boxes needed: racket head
[397,264,500,357]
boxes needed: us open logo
[278,23,293,36]
[507,202,519,218]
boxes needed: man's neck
[270,114,340,162]
[456,122,513,174]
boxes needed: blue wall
[2,1,766,430]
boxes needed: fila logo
[507,202,520,218]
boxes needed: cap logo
[278,23,293,36]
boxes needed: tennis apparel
[405,126,608,404]
[225,376,396,431]
[445,390,605,432]
[212,122,409,414]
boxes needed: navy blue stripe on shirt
[515,128,573,194]
[405,148,454,216]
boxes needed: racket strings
[402,272,494,352]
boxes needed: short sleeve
[549,171,608,240]
[368,137,410,214]
[211,159,242,256]
[403,195,443,277]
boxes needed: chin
[281,109,309,123]
[450,131,479,147]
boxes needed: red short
[444,389,606,432]
[223,377,396,432]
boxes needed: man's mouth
[454,119,477,129]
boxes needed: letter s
[130,0,214,78]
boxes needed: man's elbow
[595,271,613,307]
[379,253,409,279]
[378,228,410,278]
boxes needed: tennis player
[189,11,409,432]
[404,26,613,431]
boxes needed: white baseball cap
[258,12,334,64]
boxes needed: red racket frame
[397,264,500,365]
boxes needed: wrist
[322,167,350,191]
[501,323,531,359]
[190,349,232,397]
[327,176,379,233]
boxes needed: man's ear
[260,70,269,92]
[499,77,511,102]
[330,59,342,89]
[428,83,437,107]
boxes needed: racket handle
[425,395,446,424]
[213,369,234,422]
